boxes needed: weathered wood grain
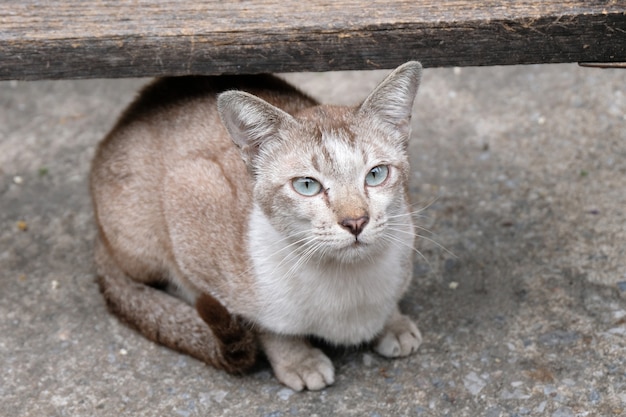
[1,0,624,80]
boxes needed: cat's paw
[374,313,422,358]
[261,333,335,391]
[272,347,335,391]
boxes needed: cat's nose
[340,215,369,236]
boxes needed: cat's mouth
[334,237,374,261]
[315,232,379,262]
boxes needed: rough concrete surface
[1,64,625,417]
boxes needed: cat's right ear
[217,91,296,168]
[358,61,422,139]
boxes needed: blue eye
[292,177,323,196]
[365,165,389,186]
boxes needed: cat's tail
[94,240,257,374]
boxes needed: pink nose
[340,216,369,236]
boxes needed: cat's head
[218,62,422,263]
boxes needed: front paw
[374,312,422,358]
[260,334,335,391]
[273,346,335,391]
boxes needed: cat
[90,61,423,391]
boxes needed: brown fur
[195,293,257,372]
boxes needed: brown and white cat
[90,61,423,391]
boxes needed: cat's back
[95,74,315,159]
[114,74,315,130]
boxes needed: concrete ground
[1,64,625,417]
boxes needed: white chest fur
[247,205,412,345]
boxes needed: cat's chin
[327,240,379,264]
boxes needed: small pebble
[588,388,601,404]
[552,407,574,417]
[449,281,459,290]
[535,402,547,413]
[17,220,28,231]
[210,390,228,403]
[119,348,128,356]
[463,371,486,395]
[362,353,374,367]
[13,175,23,184]
[537,330,580,347]
[277,387,294,401]
[500,387,530,400]
[485,407,503,417]
[608,327,626,336]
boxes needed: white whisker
[386,210,430,221]
[410,194,441,213]
[271,236,319,278]
[380,232,431,267]
[284,238,325,279]
[386,224,457,259]
[387,221,438,237]
[387,196,440,220]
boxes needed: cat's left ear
[358,61,422,138]
[217,91,297,167]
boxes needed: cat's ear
[358,61,422,138]
[217,91,296,166]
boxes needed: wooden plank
[0,0,624,80]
